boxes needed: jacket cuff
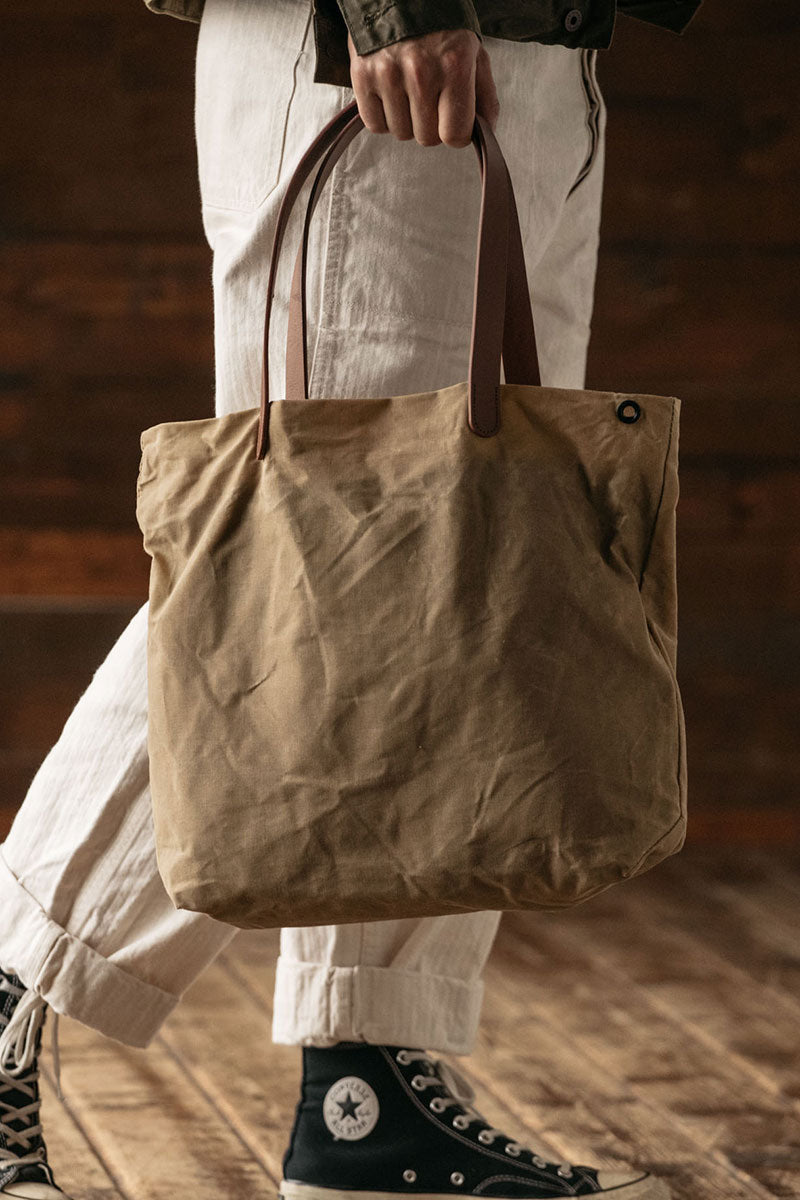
[617,0,705,35]
[338,0,483,59]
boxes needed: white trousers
[0,0,606,1057]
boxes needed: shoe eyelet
[478,1130,495,1145]
[411,1075,427,1090]
[429,1097,447,1112]
[505,1144,521,1157]
[403,1169,417,1183]
[557,1167,574,1179]
[533,1156,547,1168]
[396,1050,411,1065]
[452,1115,470,1130]
[450,1172,465,1186]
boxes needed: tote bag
[136,99,687,929]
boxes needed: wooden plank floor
[37,843,800,1200]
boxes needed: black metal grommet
[564,7,583,31]
[616,399,641,424]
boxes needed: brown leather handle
[256,99,540,459]
[286,110,542,422]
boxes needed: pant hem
[271,956,483,1056]
[0,852,179,1048]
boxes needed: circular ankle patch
[323,1075,380,1140]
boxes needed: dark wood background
[1,1,797,843]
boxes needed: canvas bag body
[136,101,687,930]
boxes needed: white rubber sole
[279,1176,672,1200]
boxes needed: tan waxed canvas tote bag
[136,99,688,930]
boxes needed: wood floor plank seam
[38,1061,134,1200]
[494,925,798,1195]
[455,1044,773,1200]
[486,933,783,1199]
[500,916,799,1106]
[152,1029,280,1186]
[657,850,800,917]
[216,948,276,1016]
[471,939,782,1197]
[642,868,800,1009]
[50,1022,277,1198]
[752,855,800,902]
[664,854,800,947]
[498,911,800,1090]
[474,960,777,1199]
[505,884,800,1033]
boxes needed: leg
[0,9,363,1054]
[0,600,240,1047]
[192,0,606,1059]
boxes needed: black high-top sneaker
[0,966,70,1199]
[279,1043,670,1200]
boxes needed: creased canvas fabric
[137,374,686,929]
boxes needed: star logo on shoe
[322,1075,379,1141]
[335,1090,361,1120]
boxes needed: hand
[346,28,499,148]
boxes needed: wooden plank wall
[0,0,798,842]
[588,2,800,842]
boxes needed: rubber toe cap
[2,1182,71,1199]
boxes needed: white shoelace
[397,1049,575,1180]
[0,973,63,1175]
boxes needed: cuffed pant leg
[0,602,239,1047]
[272,913,502,1055]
